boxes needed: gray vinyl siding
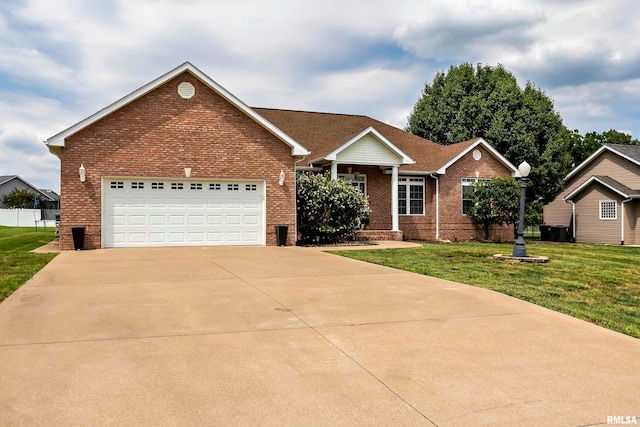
[544,151,640,226]
[573,186,621,244]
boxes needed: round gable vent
[472,149,482,160]
[178,82,195,99]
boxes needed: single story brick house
[45,62,520,250]
[544,144,640,245]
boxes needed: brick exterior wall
[435,146,514,242]
[330,146,515,243]
[58,72,296,250]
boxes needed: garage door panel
[103,179,264,247]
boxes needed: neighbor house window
[462,178,489,215]
[338,174,367,194]
[398,177,424,215]
[599,200,617,220]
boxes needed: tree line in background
[406,63,639,235]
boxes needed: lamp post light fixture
[512,161,531,258]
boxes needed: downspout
[621,198,632,245]
[565,199,576,243]
[429,174,440,239]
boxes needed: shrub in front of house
[296,172,370,244]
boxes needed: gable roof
[0,175,56,201]
[316,126,414,165]
[44,62,310,157]
[566,144,640,181]
[564,175,640,201]
[430,138,519,176]
[254,108,516,174]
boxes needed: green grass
[331,242,640,338]
[0,226,58,302]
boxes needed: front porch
[355,230,403,241]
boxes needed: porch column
[391,165,399,231]
[330,162,338,180]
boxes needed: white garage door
[103,178,264,247]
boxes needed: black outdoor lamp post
[512,161,531,258]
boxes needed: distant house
[0,175,58,208]
[544,144,640,245]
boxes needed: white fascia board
[565,145,640,181]
[44,62,310,156]
[564,176,629,201]
[398,170,438,176]
[436,138,519,176]
[324,127,414,164]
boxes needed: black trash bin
[539,225,551,241]
[556,226,568,242]
[71,227,85,251]
[275,225,289,246]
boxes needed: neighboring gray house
[544,144,640,245]
[0,175,57,208]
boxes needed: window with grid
[599,200,617,220]
[398,177,424,215]
[190,183,203,190]
[462,178,489,215]
[338,174,366,194]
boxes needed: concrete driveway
[0,246,638,426]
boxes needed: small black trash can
[71,227,85,251]
[539,225,551,241]
[275,225,289,246]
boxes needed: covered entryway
[102,178,264,247]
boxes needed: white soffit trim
[564,176,632,201]
[44,62,310,156]
[436,138,520,176]
[565,145,640,181]
[324,126,414,164]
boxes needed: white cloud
[1,0,640,193]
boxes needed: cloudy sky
[1,0,639,193]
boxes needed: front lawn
[332,242,640,338]
[0,226,58,302]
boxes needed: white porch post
[391,165,399,231]
[330,162,338,180]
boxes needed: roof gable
[0,175,55,201]
[564,175,640,200]
[566,144,640,181]
[432,138,520,176]
[44,62,309,157]
[322,127,414,166]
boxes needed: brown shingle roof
[253,108,479,171]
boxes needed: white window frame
[461,178,489,215]
[398,177,425,216]
[338,173,367,194]
[599,200,617,220]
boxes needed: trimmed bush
[296,172,370,244]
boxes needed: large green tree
[406,63,572,204]
[569,129,640,166]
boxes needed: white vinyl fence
[0,209,56,227]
